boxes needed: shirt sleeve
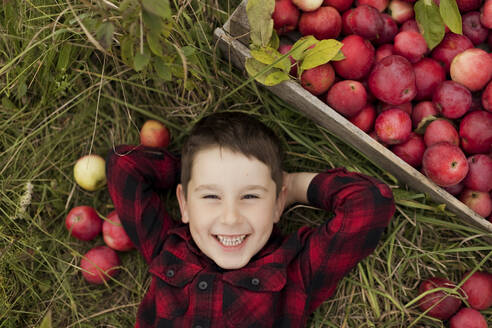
[298,168,395,312]
[106,144,180,264]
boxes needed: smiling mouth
[214,234,248,247]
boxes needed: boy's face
[176,146,286,270]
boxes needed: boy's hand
[283,172,317,208]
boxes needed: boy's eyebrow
[194,184,269,192]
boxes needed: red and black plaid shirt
[106,145,395,328]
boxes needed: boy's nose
[221,200,241,225]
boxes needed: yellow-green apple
[73,154,106,191]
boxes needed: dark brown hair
[180,111,284,197]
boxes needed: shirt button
[166,269,175,277]
[251,278,260,286]
[198,281,208,290]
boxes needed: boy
[106,111,395,328]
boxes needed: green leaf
[439,0,462,34]
[414,0,446,50]
[96,21,114,50]
[246,0,275,47]
[269,30,280,50]
[300,39,344,70]
[331,50,346,61]
[153,57,172,81]
[264,70,290,86]
[119,0,135,12]
[414,115,438,134]
[290,35,318,61]
[39,310,52,328]
[120,36,134,67]
[56,44,72,72]
[147,31,163,56]
[142,10,163,35]
[142,0,171,20]
[250,46,290,72]
[245,58,288,86]
[133,47,151,71]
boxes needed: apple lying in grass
[140,120,170,148]
[65,206,102,241]
[103,211,134,252]
[461,271,492,310]
[80,245,120,284]
[449,307,488,328]
[418,277,462,320]
[73,154,106,191]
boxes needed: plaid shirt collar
[149,225,288,292]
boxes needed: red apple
[103,211,134,252]
[300,63,335,95]
[431,33,474,73]
[272,0,300,35]
[65,206,102,241]
[412,101,439,128]
[463,154,492,192]
[379,101,412,115]
[356,0,389,11]
[433,80,472,119]
[326,80,367,117]
[278,43,298,76]
[449,308,488,328]
[462,11,489,45]
[80,245,120,284]
[423,118,459,147]
[459,110,492,155]
[349,103,376,132]
[461,271,492,310]
[298,6,342,39]
[456,0,482,12]
[324,0,354,13]
[388,0,414,24]
[450,48,492,92]
[482,80,492,112]
[375,14,398,44]
[140,120,170,148]
[374,108,412,145]
[400,19,420,33]
[368,55,417,105]
[418,277,462,320]
[460,189,492,217]
[480,0,492,28]
[348,5,384,40]
[391,132,426,167]
[393,30,428,63]
[333,34,375,80]
[422,142,469,187]
[375,43,395,63]
[444,181,465,196]
[413,58,446,101]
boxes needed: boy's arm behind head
[106,145,180,264]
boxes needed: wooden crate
[213,0,492,235]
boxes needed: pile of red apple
[69,119,170,284]
[272,0,492,222]
[417,270,492,327]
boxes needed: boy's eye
[242,194,259,200]
[203,194,219,199]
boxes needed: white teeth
[216,235,246,247]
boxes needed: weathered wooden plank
[213,6,492,235]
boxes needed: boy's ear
[176,184,189,224]
[273,185,287,223]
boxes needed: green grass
[1,0,491,327]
